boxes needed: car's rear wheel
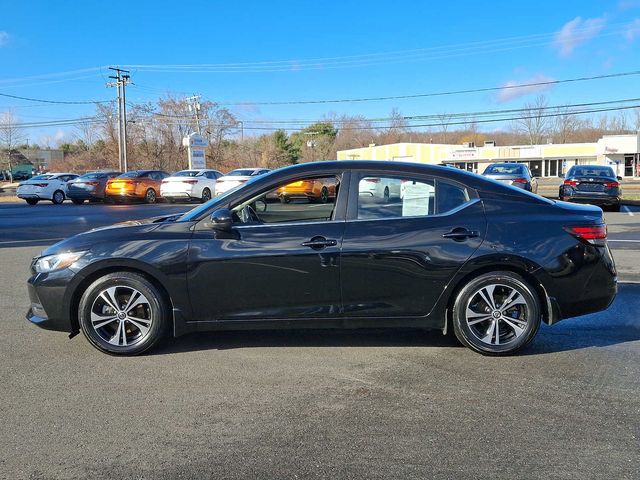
[52,190,65,204]
[78,272,169,355]
[144,188,157,204]
[71,198,85,205]
[25,198,38,205]
[201,188,211,203]
[609,203,621,212]
[452,271,541,355]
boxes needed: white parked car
[16,173,79,205]
[160,169,224,203]
[214,168,271,196]
[358,176,402,200]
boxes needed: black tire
[71,198,85,205]
[144,188,157,204]
[452,271,541,356]
[52,190,65,204]
[319,187,329,204]
[78,272,170,355]
[201,188,211,203]
[25,198,38,205]
[609,203,621,212]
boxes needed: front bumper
[26,268,78,333]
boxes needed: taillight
[563,179,578,186]
[33,183,48,187]
[604,181,619,188]
[87,181,99,186]
[182,180,198,184]
[512,178,529,184]
[565,224,607,244]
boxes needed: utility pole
[106,67,131,172]
[185,95,202,135]
[237,120,244,142]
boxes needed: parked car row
[16,167,272,205]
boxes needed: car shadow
[156,284,640,356]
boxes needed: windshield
[226,169,257,177]
[118,171,143,178]
[173,170,201,177]
[31,174,53,180]
[483,164,525,175]
[568,166,615,177]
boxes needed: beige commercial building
[337,134,640,178]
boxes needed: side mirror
[210,208,233,231]
[558,173,565,179]
[617,176,622,181]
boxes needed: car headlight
[34,251,86,273]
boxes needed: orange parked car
[277,176,338,203]
[105,170,170,204]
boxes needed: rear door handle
[302,236,338,250]
[442,228,479,241]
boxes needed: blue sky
[1,0,640,145]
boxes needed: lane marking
[622,205,634,216]
[608,239,640,243]
[0,237,63,246]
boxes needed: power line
[0,91,111,105]
[121,21,635,73]
[214,70,640,106]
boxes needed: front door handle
[442,228,479,241]
[302,236,338,250]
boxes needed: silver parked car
[482,163,538,193]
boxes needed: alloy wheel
[464,283,530,346]
[90,286,153,347]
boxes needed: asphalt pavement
[0,201,639,479]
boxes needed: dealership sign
[450,149,477,159]
[183,133,209,169]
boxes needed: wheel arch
[442,257,555,334]
[67,262,175,334]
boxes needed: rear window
[31,174,53,180]
[568,167,615,178]
[118,171,143,178]
[79,172,110,180]
[227,169,257,176]
[483,164,525,175]
[174,170,200,177]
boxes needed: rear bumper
[564,195,620,206]
[17,193,44,199]
[67,190,104,200]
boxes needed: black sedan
[482,162,538,193]
[559,165,622,211]
[67,170,121,204]
[26,161,617,356]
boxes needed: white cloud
[495,74,556,103]
[624,18,640,40]
[0,31,9,47]
[54,129,68,145]
[554,16,606,57]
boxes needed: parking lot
[1,201,639,479]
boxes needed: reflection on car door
[340,172,487,320]
[187,175,347,322]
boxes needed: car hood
[40,214,183,257]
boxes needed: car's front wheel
[78,272,169,355]
[452,271,541,355]
[201,188,211,203]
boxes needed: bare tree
[511,95,551,145]
[436,113,453,144]
[0,111,26,182]
[553,106,580,144]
